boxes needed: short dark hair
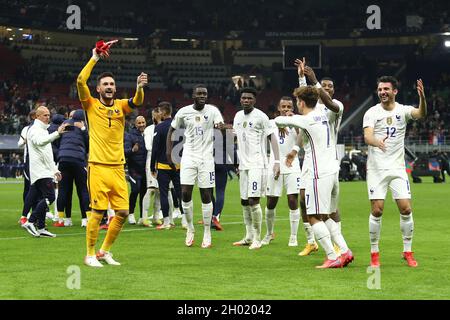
[158,101,172,116]
[293,86,319,109]
[377,76,398,89]
[279,96,293,103]
[193,84,207,93]
[240,87,257,98]
[321,77,334,84]
[97,72,115,84]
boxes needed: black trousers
[156,169,182,218]
[28,178,56,229]
[57,161,89,218]
[213,164,230,217]
[129,169,147,218]
[21,163,37,217]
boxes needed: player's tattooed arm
[411,79,427,120]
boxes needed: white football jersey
[268,120,301,174]
[363,102,415,170]
[275,110,338,179]
[143,124,155,160]
[171,104,224,166]
[317,100,344,172]
[233,108,275,170]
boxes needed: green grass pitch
[0,177,449,300]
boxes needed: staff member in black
[151,102,183,230]
[125,116,148,225]
[56,109,90,227]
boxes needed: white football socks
[312,221,337,260]
[250,204,263,242]
[289,209,300,237]
[202,202,213,237]
[325,218,349,254]
[265,207,276,236]
[400,213,414,252]
[303,222,315,244]
[369,214,382,253]
[242,205,253,241]
[182,200,194,232]
[142,188,153,220]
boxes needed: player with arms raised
[363,76,426,268]
[77,40,148,267]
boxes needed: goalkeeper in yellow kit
[77,40,148,267]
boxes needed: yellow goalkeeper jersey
[77,58,143,165]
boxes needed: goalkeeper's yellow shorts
[87,163,129,211]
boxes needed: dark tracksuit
[212,130,237,217]
[57,110,90,219]
[125,127,147,218]
[150,118,182,219]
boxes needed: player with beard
[77,40,148,267]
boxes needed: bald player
[77,40,148,267]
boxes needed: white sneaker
[81,218,88,227]
[181,214,188,229]
[261,233,275,245]
[201,233,211,248]
[128,214,136,225]
[185,230,195,247]
[173,208,182,219]
[288,235,298,247]
[232,238,252,246]
[249,240,262,250]
[45,212,54,220]
[84,255,103,268]
[96,251,121,265]
[38,228,56,237]
[64,218,73,227]
[22,221,40,237]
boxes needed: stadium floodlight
[445,40,450,47]
[124,38,138,41]
[18,28,23,31]
[6,28,12,31]
[171,38,189,42]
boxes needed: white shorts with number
[266,172,301,197]
[305,173,338,215]
[367,169,411,200]
[180,162,215,189]
[145,158,159,188]
[239,168,267,200]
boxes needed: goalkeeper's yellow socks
[100,214,126,253]
[86,212,103,256]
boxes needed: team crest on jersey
[243,121,247,128]
[249,122,253,127]
[114,109,120,114]
[204,115,209,121]
[195,116,201,122]
[386,117,392,125]
[396,115,401,121]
